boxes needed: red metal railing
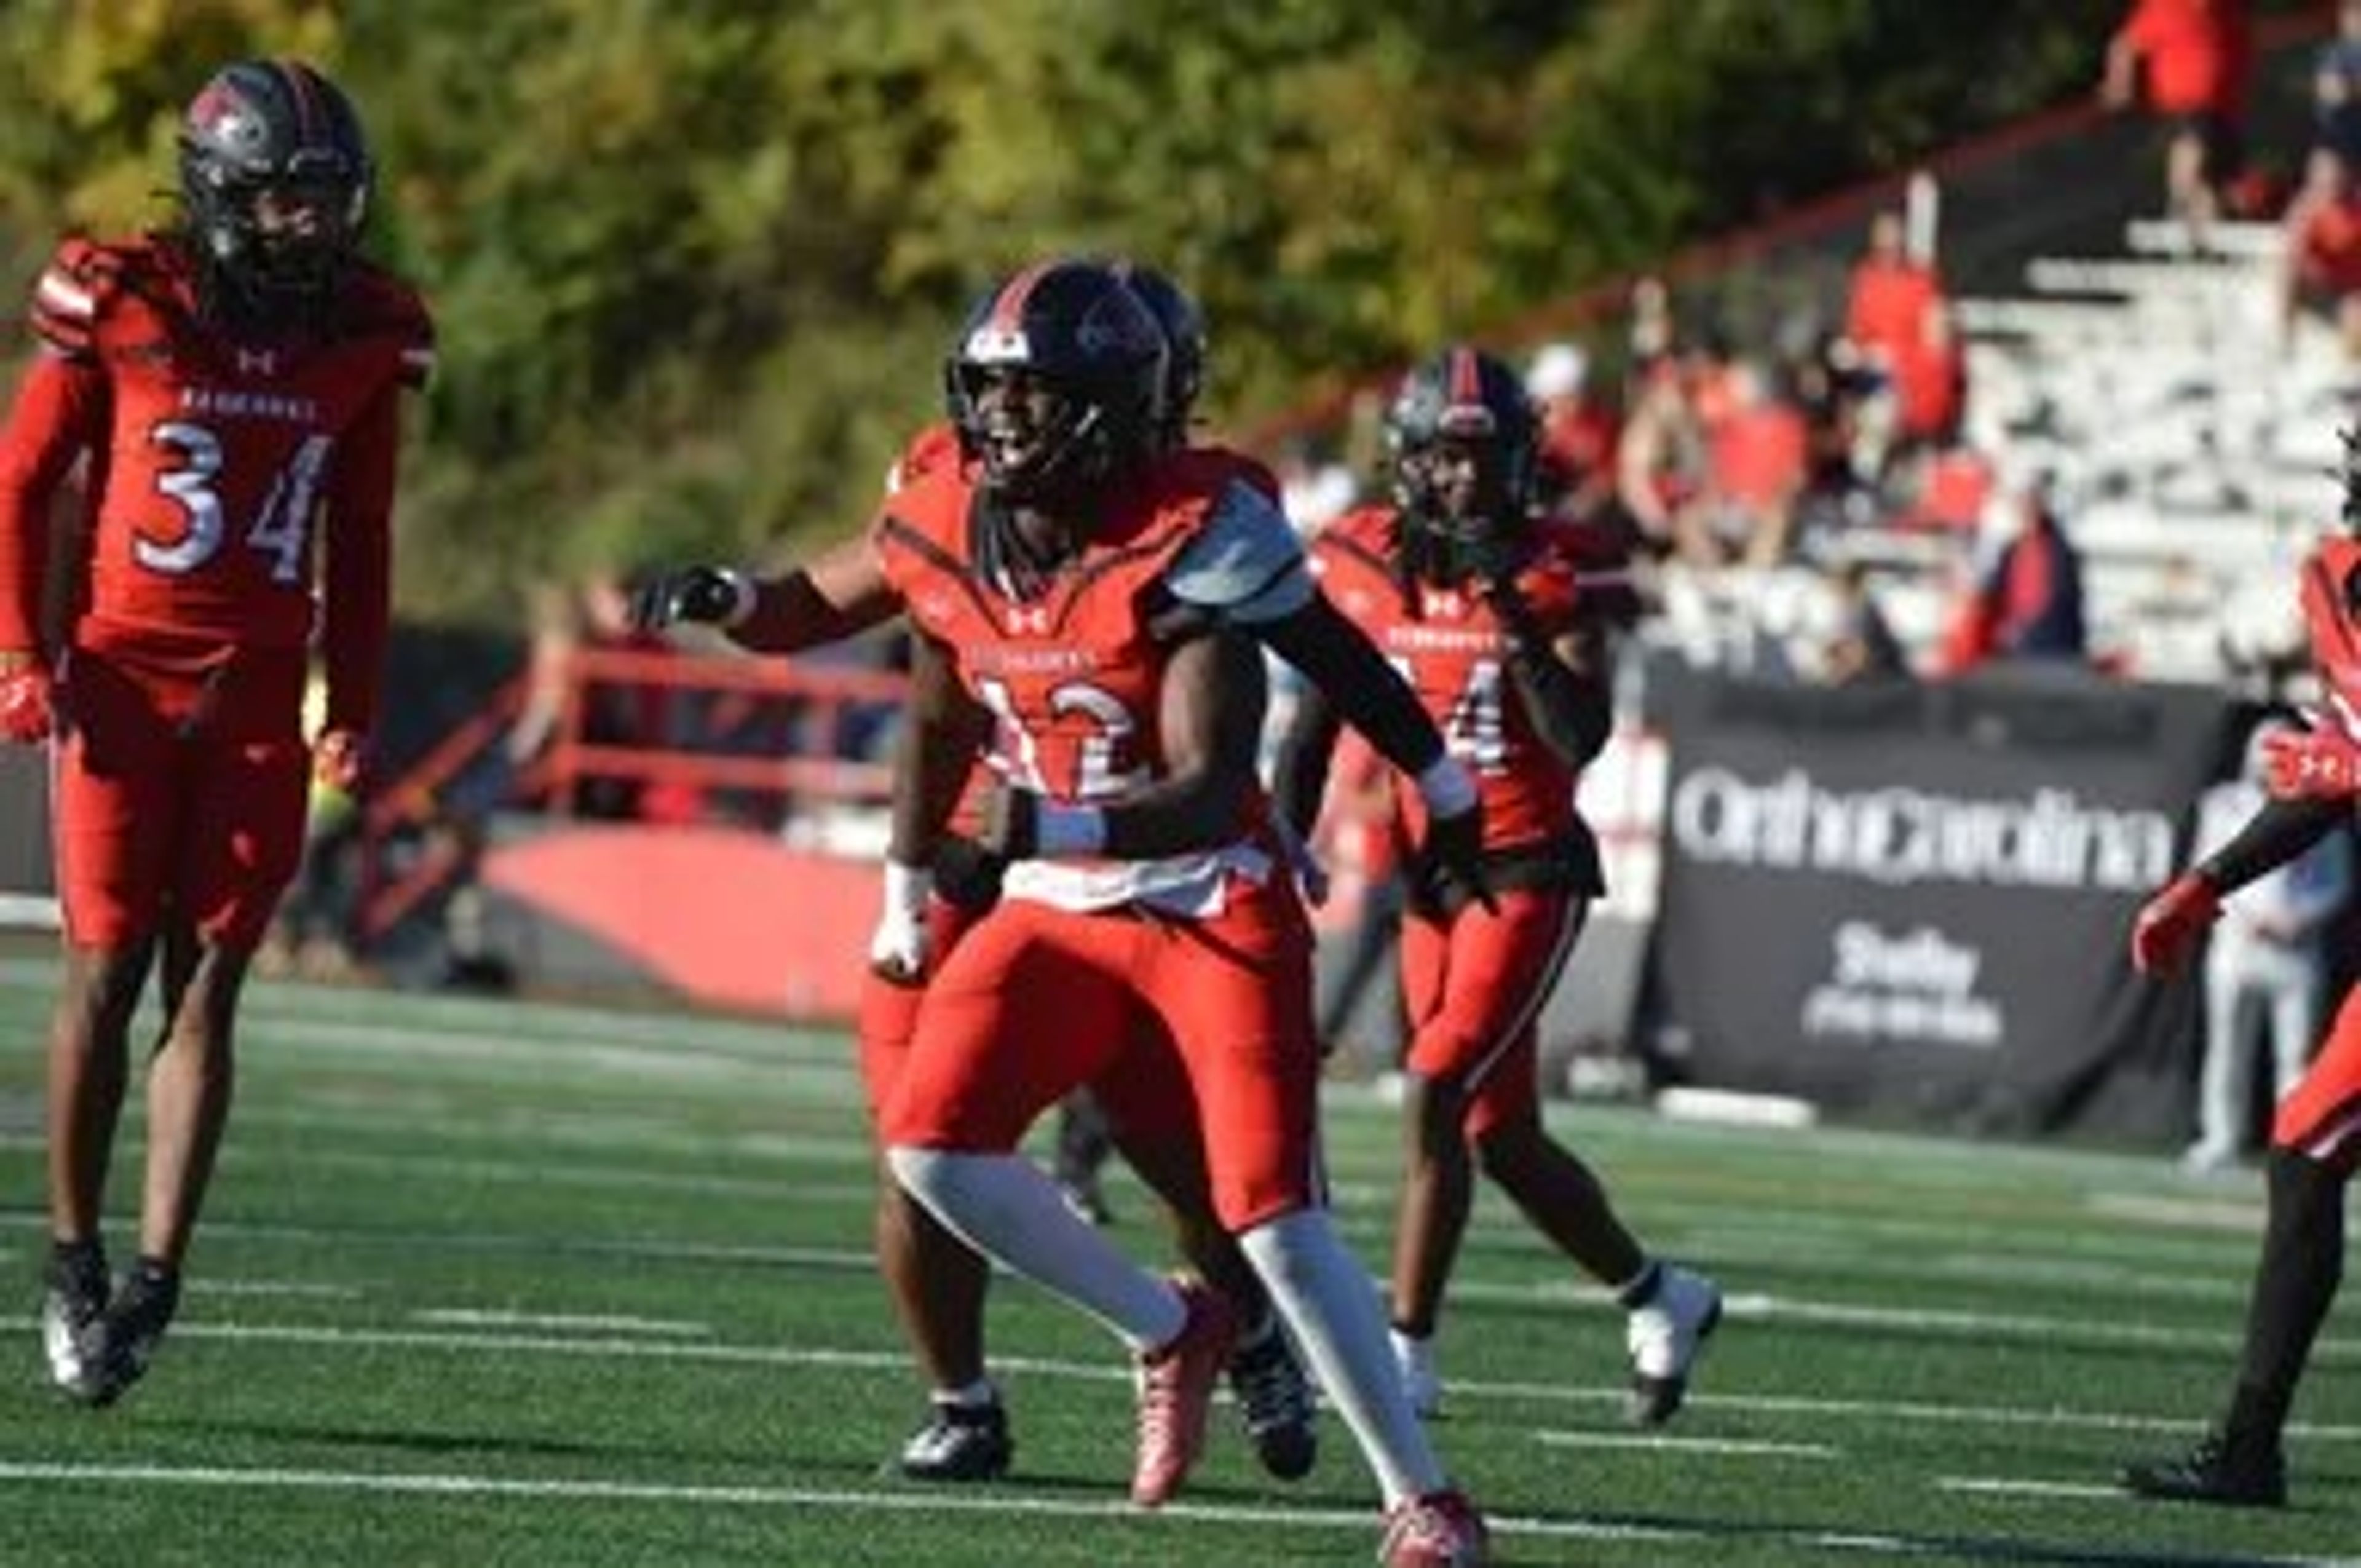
[354,644,908,945]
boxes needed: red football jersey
[871,449,1276,908]
[0,234,432,731]
[1310,505,1586,851]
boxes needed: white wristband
[869,859,933,975]
[717,567,759,630]
[881,858,932,916]
[1035,802,1109,857]
[1414,754,1477,817]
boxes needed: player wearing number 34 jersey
[0,58,431,1412]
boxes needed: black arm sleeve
[2194,793,2349,895]
[1504,639,1612,769]
[1255,590,1446,778]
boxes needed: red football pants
[52,644,308,951]
[2272,978,2361,1165]
[1400,887,1586,1139]
[883,879,1319,1232]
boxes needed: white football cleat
[1626,1263,1721,1427]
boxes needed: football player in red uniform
[874,258,1488,1566]
[2121,425,2361,1508]
[1274,347,1722,1430]
[633,263,1484,1488]
[0,59,433,1406]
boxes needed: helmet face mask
[944,259,1167,505]
[1387,347,1540,582]
[178,60,373,319]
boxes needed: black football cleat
[894,1398,1014,1483]
[41,1241,109,1399]
[1227,1320,1318,1481]
[67,1265,180,1409]
[2121,1431,2286,1508]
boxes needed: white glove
[869,860,932,982]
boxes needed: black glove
[1420,799,1496,914]
[628,566,745,633]
[1461,531,1527,606]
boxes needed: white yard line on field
[409,1309,712,1337]
[149,1319,2361,1444]
[1936,1476,2133,1501]
[1534,1430,1838,1458]
[0,1461,2344,1566]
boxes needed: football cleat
[1625,1263,1722,1427]
[66,1264,180,1409]
[895,1397,1014,1483]
[1228,1317,1318,1481]
[41,1241,108,1396]
[2121,1430,2286,1508]
[1131,1277,1236,1507]
[1379,1487,1490,1567]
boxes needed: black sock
[1615,1259,1664,1311]
[50,1237,103,1269]
[47,1237,105,1290]
[2226,1148,2346,1446]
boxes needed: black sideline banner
[1646,663,2232,1143]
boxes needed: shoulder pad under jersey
[1165,478,1315,624]
[28,236,138,363]
[330,261,437,390]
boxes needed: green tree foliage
[0,0,2287,622]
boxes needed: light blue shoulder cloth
[1165,480,1315,625]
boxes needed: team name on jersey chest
[176,385,323,424]
[1384,620,1503,656]
[966,643,1104,677]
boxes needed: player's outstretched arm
[631,533,901,655]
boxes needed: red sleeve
[0,352,107,653]
[318,383,400,734]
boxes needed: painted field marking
[143,1318,2361,1445]
[1936,1476,2131,1501]
[409,1309,713,1337]
[1535,1429,1837,1459]
[0,1462,2343,1566]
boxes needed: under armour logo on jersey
[1005,604,1051,636]
[236,347,279,377]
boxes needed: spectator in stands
[1817,560,1910,686]
[2100,0,2255,249]
[2278,147,2361,360]
[1675,357,1808,571]
[1613,352,1705,560]
[1841,210,1964,482]
[2314,0,2361,167]
[2181,715,2352,1173]
[1934,478,2089,673]
[1527,342,1623,534]
[1843,211,1942,381]
[1786,333,1877,550]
